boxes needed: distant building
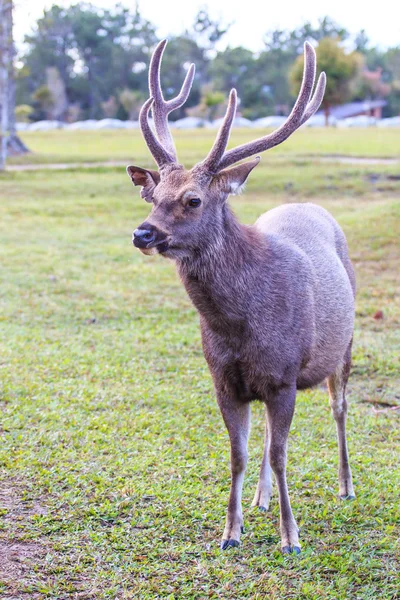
[318,99,387,121]
[319,67,390,121]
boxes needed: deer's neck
[178,205,266,333]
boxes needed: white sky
[13,0,400,51]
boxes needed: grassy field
[7,127,400,165]
[0,130,399,599]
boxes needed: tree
[20,5,74,115]
[208,46,257,116]
[101,96,118,118]
[46,67,68,120]
[385,48,400,115]
[0,0,10,168]
[154,36,206,117]
[263,17,348,57]
[356,68,390,103]
[203,89,225,120]
[187,85,225,121]
[255,18,350,119]
[0,0,29,169]
[191,8,231,52]
[256,44,293,116]
[354,35,397,116]
[119,89,145,120]
[13,7,400,124]
[15,104,33,122]
[32,85,54,119]
[354,30,370,53]
[21,3,158,120]
[289,37,361,125]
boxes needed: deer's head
[128,40,325,260]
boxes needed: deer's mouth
[132,225,170,255]
[138,239,170,256]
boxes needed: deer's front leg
[217,391,251,549]
[267,383,300,554]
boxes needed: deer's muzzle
[133,222,169,255]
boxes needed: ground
[0,128,399,599]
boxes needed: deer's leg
[218,392,251,550]
[267,384,300,554]
[251,408,273,511]
[327,344,355,500]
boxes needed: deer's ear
[126,165,160,203]
[213,157,260,196]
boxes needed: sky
[13,0,400,51]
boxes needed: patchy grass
[8,127,400,165]
[0,142,399,598]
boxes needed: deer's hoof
[339,494,356,501]
[258,505,267,512]
[282,545,301,555]
[221,539,240,550]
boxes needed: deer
[127,39,356,554]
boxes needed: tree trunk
[87,56,96,119]
[7,1,29,154]
[7,42,29,156]
[0,0,11,169]
[324,106,330,127]
[0,0,29,170]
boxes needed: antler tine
[139,97,176,168]
[300,71,326,125]
[216,42,319,172]
[200,89,238,174]
[166,63,196,110]
[148,40,167,105]
[149,39,195,158]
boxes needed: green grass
[9,127,400,165]
[0,131,399,598]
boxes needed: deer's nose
[133,226,156,247]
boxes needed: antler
[139,39,195,168]
[200,42,326,173]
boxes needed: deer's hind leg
[266,383,300,554]
[327,342,355,500]
[252,406,273,511]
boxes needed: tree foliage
[15,103,33,122]
[32,84,54,118]
[20,3,157,119]
[290,38,361,123]
[119,89,143,120]
[13,5,400,123]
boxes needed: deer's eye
[188,198,201,208]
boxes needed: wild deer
[128,40,356,554]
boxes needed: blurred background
[2,1,400,137]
